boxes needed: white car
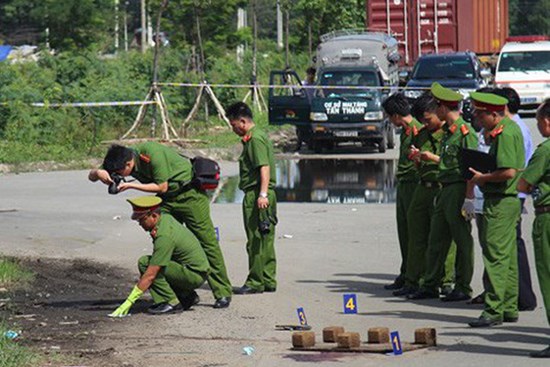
[494,36,550,108]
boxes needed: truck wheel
[378,139,386,153]
[387,127,395,149]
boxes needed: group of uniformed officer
[88,101,277,316]
[383,84,550,358]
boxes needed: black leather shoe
[468,316,502,328]
[265,287,277,293]
[147,302,183,315]
[384,279,404,290]
[441,290,471,302]
[468,293,485,305]
[393,287,416,297]
[235,285,263,295]
[503,315,518,323]
[213,297,231,309]
[178,291,200,310]
[530,346,550,358]
[407,289,439,300]
[440,285,453,297]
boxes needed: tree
[509,0,550,36]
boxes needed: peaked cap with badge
[469,92,508,112]
[431,82,463,107]
[127,196,162,220]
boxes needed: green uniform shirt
[438,117,478,183]
[131,142,193,196]
[149,213,210,274]
[481,117,525,196]
[521,139,550,207]
[397,118,423,182]
[238,126,276,191]
[412,127,444,182]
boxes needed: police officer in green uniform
[89,142,233,309]
[395,93,455,297]
[518,100,550,358]
[381,93,423,290]
[468,92,524,327]
[409,83,478,301]
[109,196,209,316]
[226,102,278,294]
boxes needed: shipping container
[366,0,509,67]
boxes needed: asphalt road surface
[0,117,548,366]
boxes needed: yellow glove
[108,286,143,318]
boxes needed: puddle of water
[213,159,396,204]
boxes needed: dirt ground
[2,258,139,366]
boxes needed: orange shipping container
[366,0,509,66]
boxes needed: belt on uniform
[535,205,550,215]
[419,180,441,189]
[440,181,463,187]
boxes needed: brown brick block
[322,326,345,343]
[367,327,390,344]
[292,331,316,348]
[414,328,437,346]
[336,332,361,348]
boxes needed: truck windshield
[318,71,380,97]
[411,58,475,80]
[498,51,550,72]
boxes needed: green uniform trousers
[423,183,474,295]
[396,181,418,282]
[138,256,207,305]
[481,197,520,321]
[405,184,456,289]
[533,212,550,325]
[161,188,233,299]
[242,189,277,291]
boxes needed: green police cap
[431,82,463,106]
[127,196,162,220]
[469,92,508,112]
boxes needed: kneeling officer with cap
[109,196,210,317]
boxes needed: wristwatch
[259,192,268,199]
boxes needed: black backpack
[190,156,220,191]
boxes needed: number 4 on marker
[343,294,357,314]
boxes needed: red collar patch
[150,227,158,239]
[242,134,252,143]
[412,126,419,136]
[449,124,458,134]
[139,154,151,163]
[460,124,469,136]
[489,124,505,138]
[405,127,411,136]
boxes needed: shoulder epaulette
[242,134,252,143]
[405,127,411,136]
[460,124,469,136]
[150,228,157,239]
[489,125,505,138]
[413,126,420,136]
[139,153,151,163]
[449,124,458,134]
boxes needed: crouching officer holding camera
[109,196,209,317]
[88,142,233,309]
[226,102,278,294]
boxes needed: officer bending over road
[226,102,278,295]
[88,142,233,309]
[109,196,209,317]
[517,100,550,358]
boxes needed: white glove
[461,198,476,221]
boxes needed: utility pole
[140,0,146,53]
[114,0,120,52]
[124,1,128,51]
[237,7,247,63]
[276,0,283,50]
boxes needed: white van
[495,36,550,108]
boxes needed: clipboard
[460,148,497,180]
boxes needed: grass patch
[0,323,40,367]
[0,258,34,289]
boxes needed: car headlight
[403,90,423,99]
[364,111,384,121]
[310,112,328,121]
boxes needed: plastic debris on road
[242,346,255,356]
[282,234,293,239]
[3,330,19,339]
